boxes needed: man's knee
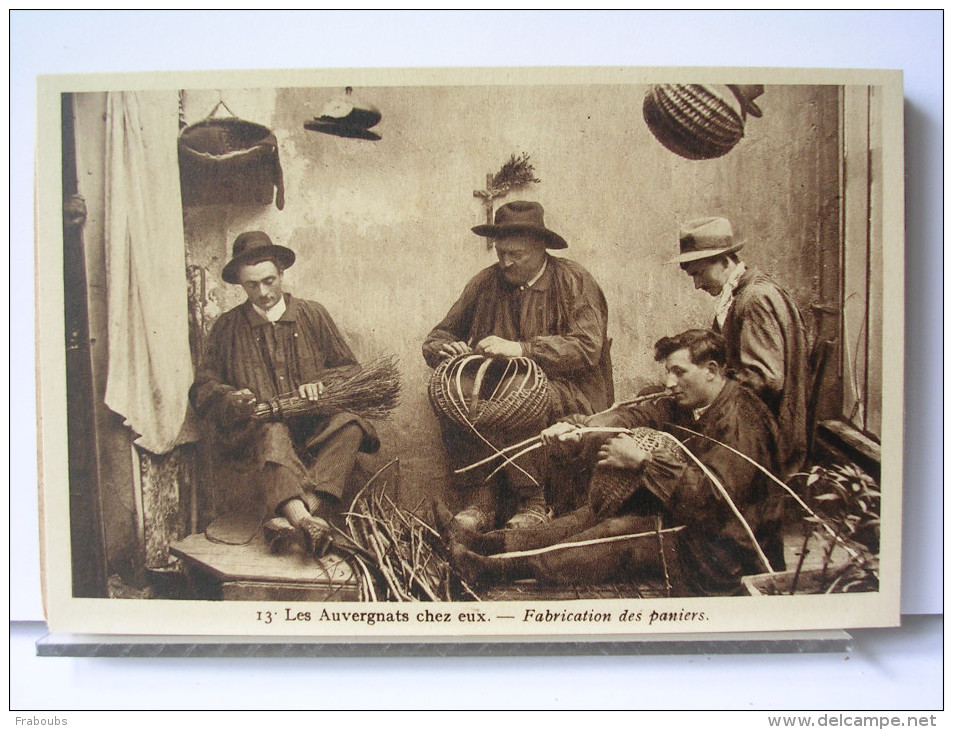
[333,423,364,447]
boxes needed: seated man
[423,200,613,532]
[439,329,786,597]
[189,231,379,555]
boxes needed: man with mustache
[423,201,613,534]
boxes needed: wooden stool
[170,515,360,602]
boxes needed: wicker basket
[178,116,285,209]
[643,84,748,160]
[589,427,686,518]
[428,354,551,436]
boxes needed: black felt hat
[222,231,296,284]
[471,201,568,250]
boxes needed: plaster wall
[178,82,840,510]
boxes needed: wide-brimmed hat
[669,217,744,264]
[472,201,568,249]
[222,231,296,284]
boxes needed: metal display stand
[36,629,851,658]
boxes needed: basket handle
[203,98,237,121]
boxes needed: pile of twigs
[343,461,480,602]
[253,355,400,423]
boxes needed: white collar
[253,295,287,323]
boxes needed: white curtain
[103,91,193,455]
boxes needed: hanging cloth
[103,91,194,454]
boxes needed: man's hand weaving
[597,434,649,471]
[475,335,523,358]
[438,341,472,359]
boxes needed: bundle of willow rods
[253,355,400,423]
[343,462,480,602]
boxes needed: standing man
[440,329,786,597]
[672,217,810,477]
[190,231,380,555]
[423,201,613,532]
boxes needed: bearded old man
[423,201,613,533]
[190,232,379,555]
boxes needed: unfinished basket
[428,354,551,436]
[589,427,687,518]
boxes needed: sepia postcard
[36,65,904,640]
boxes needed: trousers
[486,505,679,586]
[260,421,364,515]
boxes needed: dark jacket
[189,294,379,458]
[717,267,810,477]
[422,255,613,418]
[587,379,786,596]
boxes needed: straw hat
[669,217,744,265]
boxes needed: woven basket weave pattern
[589,427,686,518]
[428,354,551,436]
[643,84,746,160]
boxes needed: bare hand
[439,341,472,359]
[540,421,581,448]
[597,434,649,471]
[475,335,523,358]
[541,421,583,459]
[298,382,326,401]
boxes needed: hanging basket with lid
[428,354,552,437]
[178,101,285,209]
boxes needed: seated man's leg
[437,504,595,555]
[454,513,669,586]
[500,427,551,529]
[437,418,501,532]
[498,505,598,553]
[257,424,333,555]
[304,422,364,522]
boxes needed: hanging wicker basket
[643,84,762,160]
[178,110,285,209]
[428,354,551,436]
[589,427,687,518]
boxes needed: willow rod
[453,390,668,475]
